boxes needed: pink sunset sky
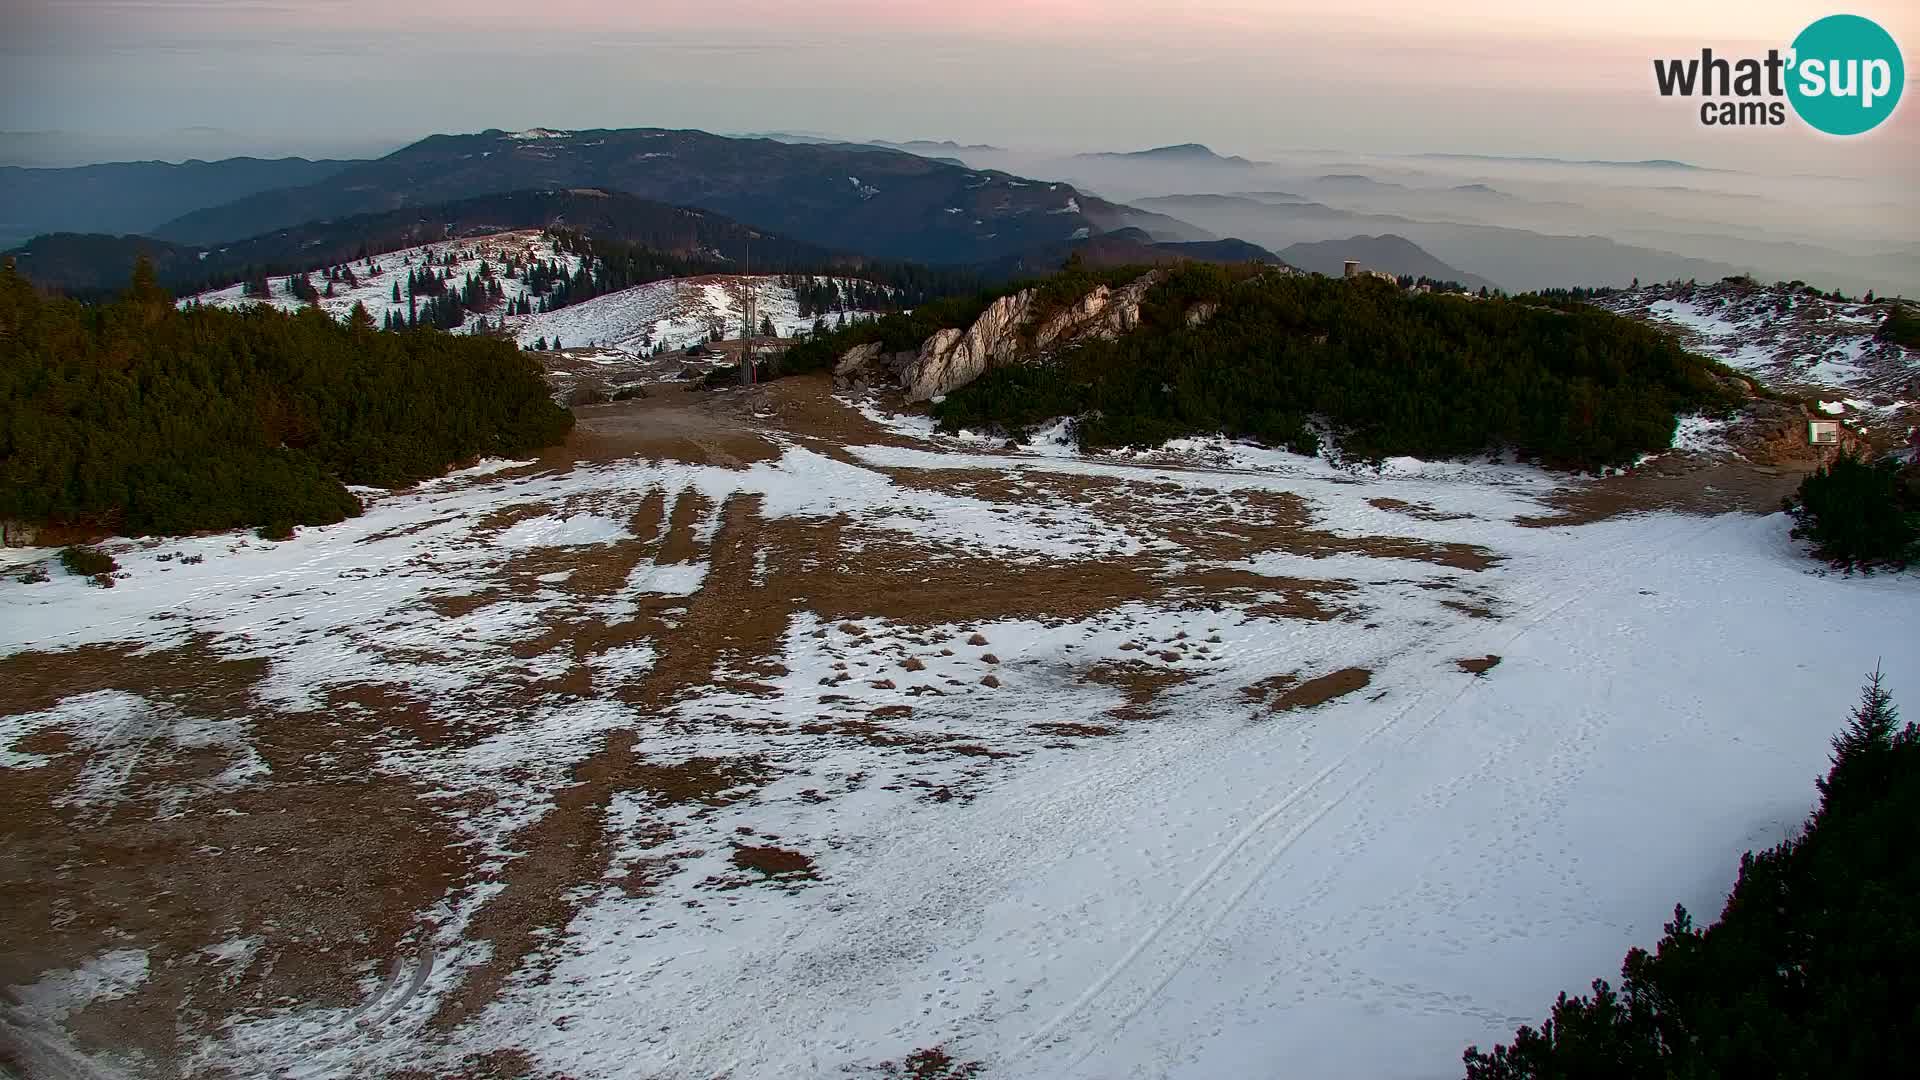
[4,0,1915,172]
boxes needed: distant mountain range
[870,139,1003,155]
[979,227,1279,277]
[1074,144,1263,168]
[8,185,1240,299]
[1274,234,1497,292]
[0,157,357,248]
[17,128,1854,299]
[1311,174,1407,190]
[743,134,1005,155]
[140,128,1165,267]
[1409,153,1707,170]
[8,189,846,297]
[1135,193,1748,291]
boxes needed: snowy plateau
[3,368,1914,1080]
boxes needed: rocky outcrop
[896,270,1171,402]
[901,290,1039,401]
[1727,400,1868,466]
[1030,272,1163,352]
[833,342,883,378]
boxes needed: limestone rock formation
[900,290,1037,402]
[894,270,1174,402]
[1030,272,1164,353]
[833,342,883,378]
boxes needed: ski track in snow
[2,432,1915,1080]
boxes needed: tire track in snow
[218,928,436,1075]
[365,937,435,1031]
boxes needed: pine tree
[1819,665,1907,810]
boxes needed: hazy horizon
[4,1,1916,176]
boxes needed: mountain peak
[1076,143,1259,166]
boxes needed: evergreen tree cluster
[1784,453,1919,569]
[1463,670,1919,1079]
[907,265,1742,469]
[791,275,895,318]
[1877,304,1920,349]
[0,259,573,537]
[286,272,319,304]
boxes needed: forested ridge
[894,264,1745,468]
[8,189,992,306]
[0,259,572,537]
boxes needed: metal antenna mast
[741,234,756,387]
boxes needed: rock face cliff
[836,271,1171,402]
[900,291,1038,401]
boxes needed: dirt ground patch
[730,845,819,880]
[1457,655,1503,676]
[1523,458,1810,526]
[763,379,934,454]
[1370,497,1474,522]
[553,389,783,468]
[630,755,775,809]
[1080,661,1199,722]
[0,642,471,1075]
[1244,667,1375,714]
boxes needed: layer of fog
[925,145,1920,296]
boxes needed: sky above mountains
[3,0,1915,175]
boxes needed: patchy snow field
[2,386,1914,1080]
[1599,283,1918,436]
[506,275,886,356]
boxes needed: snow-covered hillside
[504,275,886,355]
[183,230,584,332]
[1598,280,1918,434]
[182,229,889,359]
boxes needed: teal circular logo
[1787,14,1904,135]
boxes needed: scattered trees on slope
[0,258,573,537]
[1462,670,1918,1079]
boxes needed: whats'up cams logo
[1654,13,1904,134]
